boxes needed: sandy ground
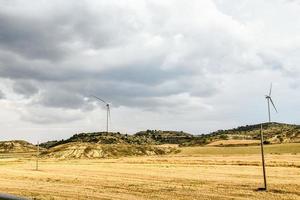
[0,147,299,200]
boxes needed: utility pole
[36,141,39,171]
[260,124,267,190]
[260,84,277,191]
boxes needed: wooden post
[260,124,267,190]
[36,141,39,171]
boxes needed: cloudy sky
[0,0,299,142]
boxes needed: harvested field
[0,143,299,200]
[207,139,261,146]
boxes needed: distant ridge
[1,122,299,157]
[208,122,300,144]
[40,130,197,149]
[39,122,300,149]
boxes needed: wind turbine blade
[91,95,107,104]
[269,97,278,113]
[269,83,272,96]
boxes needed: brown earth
[41,142,179,159]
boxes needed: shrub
[263,140,271,145]
[219,134,228,140]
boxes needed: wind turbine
[91,95,111,133]
[265,83,278,123]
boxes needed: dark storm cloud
[0,1,141,61]
[1,0,291,121]
[99,64,191,85]
[0,51,98,82]
[0,0,299,140]
[0,12,68,61]
[0,0,253,117]
[32,73,203,110]
[0,54,206,110]
[0,90,4,99]
[0,57,68,81]
[12,80,38,97]
[38,89,86,109]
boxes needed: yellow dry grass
[207,139,261,146]
[0,143,299,200]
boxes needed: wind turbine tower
[91,95,111,133]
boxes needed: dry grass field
[206,139,261,146]
[0,143,299,200]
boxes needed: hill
[0,140,38,153]
[41,143,179,159]
[1,122,299,157]
[40,130,205,149]
[207,122,300,144]
[39,122,300,150]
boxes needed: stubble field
[0,143,299,200]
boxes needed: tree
[219,134,229,140]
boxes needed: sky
[0,0,300,143]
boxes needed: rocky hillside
[41,143,179,159]
[0,140,38,153]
